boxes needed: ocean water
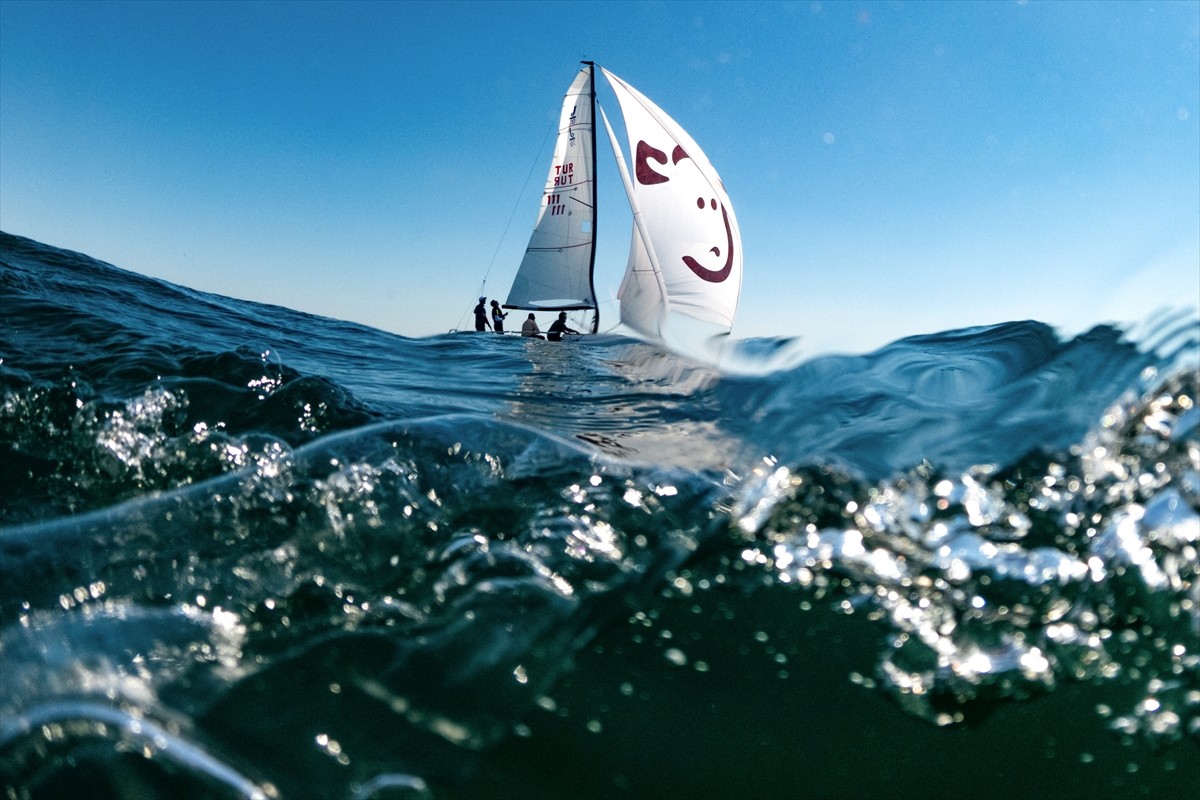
[0,229,1197,799]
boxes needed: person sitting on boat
[547,311,579,342]
[490,300,508,333]
[474,297,491,332]
[521,313,544,339]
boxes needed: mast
[582,60,599,334]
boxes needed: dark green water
[2,232,1196,798]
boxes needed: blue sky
[2,0,1197,353]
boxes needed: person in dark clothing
[546,311,579,342]
[474,297,491,332]
[490,300,508,333]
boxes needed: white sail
[505,66,598,316]
[601,67,743,334]
[599,103,668,339]
[615,227,670,338]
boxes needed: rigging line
[526,242,593,252]
[456,116,558,332]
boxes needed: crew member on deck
[474,297,490,332]
[547,311,579,342]
[521,313,543,339]
[491,300,508,333]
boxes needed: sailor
[521,313,543,339]
[490,300,508,333]
[474,297,490,332]
[546,311,579,342]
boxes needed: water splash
[732,368,1198,741]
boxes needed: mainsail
[503,65,599,331]
[503,62,742,340]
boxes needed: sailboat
[502,61,742,342]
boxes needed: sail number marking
[547,163,575,215]
[553,162,574,186]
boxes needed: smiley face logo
[634,141,735,284]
